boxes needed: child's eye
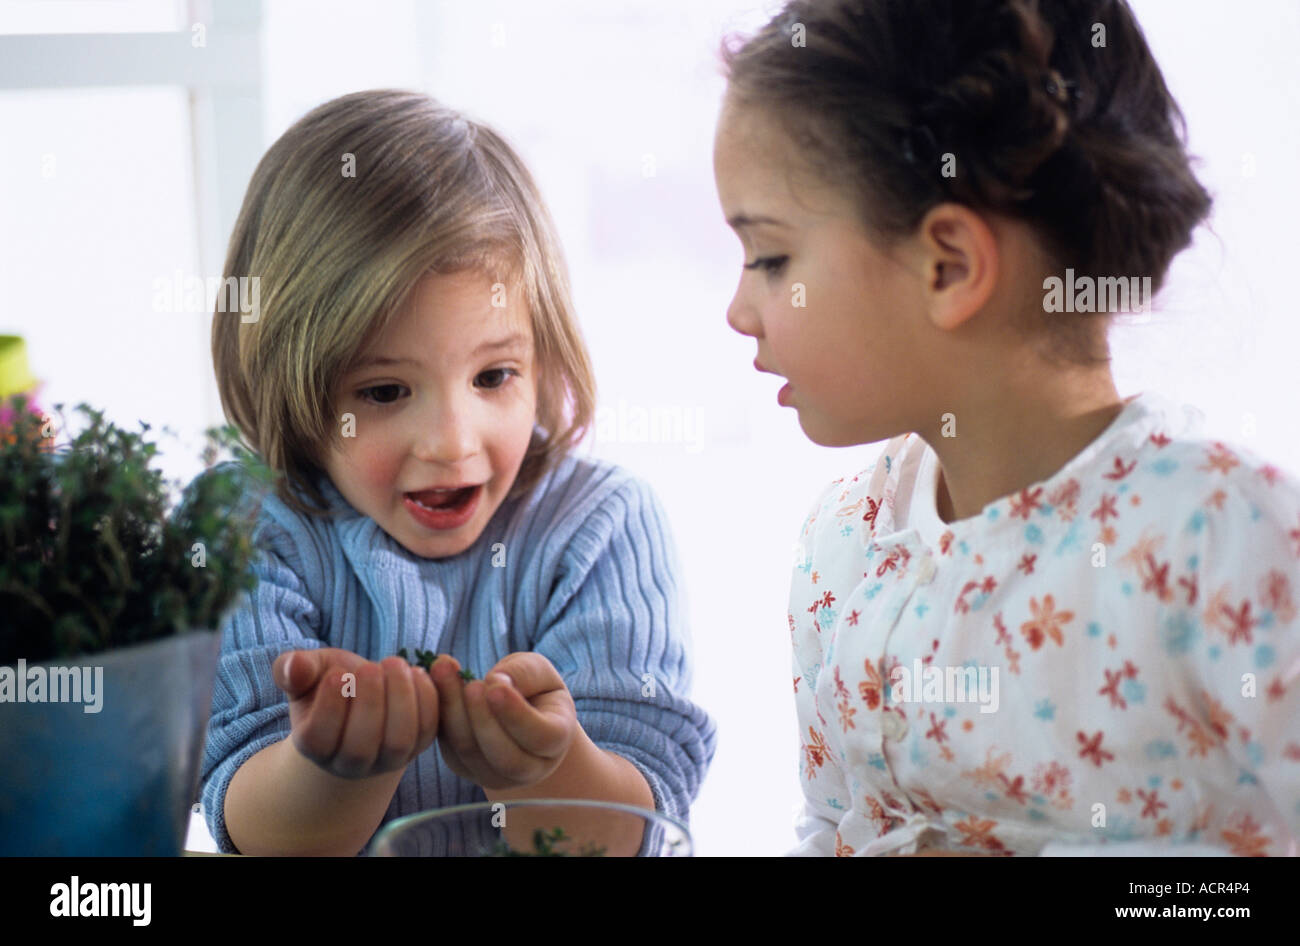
[357,383,407,405]
[744,256,789,277]
[355,371,518,404]
[476,368,520,390]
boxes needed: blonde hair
[212,89,595,517]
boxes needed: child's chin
[408,529,481,560]
[800,413,883,449]
[798,415,851,448]
[381,518,481,560]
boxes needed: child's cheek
[342,433,403,496]
[361,450,404,496]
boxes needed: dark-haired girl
[714,0,1299,856]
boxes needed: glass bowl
[368,799,692,857]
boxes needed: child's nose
[726,289,761,339]
[413,405,477,464]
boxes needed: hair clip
[1043,70,1079,110]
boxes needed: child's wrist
[481,725,594,801]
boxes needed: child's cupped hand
[272,648,440,780]
[429,652,577,790]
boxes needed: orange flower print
[912,787,944,817]
[1047,479,1080,520]
[1031,761,1072,808]
[1020,594,1073,649]
[837,497,867,519]
[1009,487,1044,520]
[1136,788,1168,820]
[863,496,881,531]
[1137,553,1173,603]
[1120,530,1162,570]
[1077,730,1115,767]
[1164,696,1223,757]
[836,697,857,732]
[864,795,902,836]
[953,814,1006,852]
[1091,493,1119,525]
[858,659,883,710]
[1201,442,1240,475]
[1218,599,1257,646]
[1102,456,1138,480]
[835,831,855,857]
[1220,814,1270,857]
[962,746,1012,789]
[1261,570,1296,624]
[803,726,829,780]
[1202,690,1235,743]
[834,668,857,732]
[1202,585,1234,638]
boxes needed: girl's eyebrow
[349,334,531,372]
[471,333,531,356]
[727,213,790,231]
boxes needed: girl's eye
[744,256,789,277]
[476,368,520,390]
[355,370,519,404]
[358,383,406,405]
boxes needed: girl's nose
[413,404,477,465]
[726,287,761,339]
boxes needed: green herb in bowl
[487,827,607,857]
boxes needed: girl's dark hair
[721,0,1213,365]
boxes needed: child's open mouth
[402,485,482,530]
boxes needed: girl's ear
[914,204,998,332]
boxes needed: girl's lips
[406,484,479,502]
[403,484,482,530]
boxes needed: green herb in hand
[397,648,475,680]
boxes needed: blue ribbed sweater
[191,448,717,855]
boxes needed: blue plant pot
[0,630,221,856]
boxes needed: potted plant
[0,393,270,855]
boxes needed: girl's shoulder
[1133,430,1300,551]
[1066,390,1300,532]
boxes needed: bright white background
[2,0,1297,856]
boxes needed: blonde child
[197,89,715,856]
[713,0,1298,855]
